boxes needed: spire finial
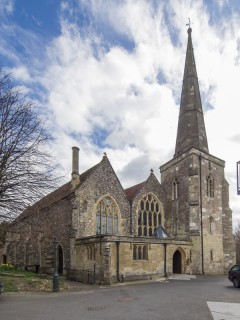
[186,18,193,32]
[103,152,107,157]
[150,168,154,174]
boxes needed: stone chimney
[71,146,80,185]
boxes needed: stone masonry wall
[5,194,74,274]
[161,148,233,274]
[73,156,130,239]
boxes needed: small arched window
[133,245,137,260]
[172,178,179,200]
[143,245,148,260]
[96,196,119,235]
[138,246,142,260]
[209,216,214,234]
[210,249,214,262]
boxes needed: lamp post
[53,237,59,292]
[237,161,240,195]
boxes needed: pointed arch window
[172,178,179,200]
[206,175,214,198]
[137,193,163,237]
[96,196,119,235]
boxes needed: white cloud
[0,0,14,16]
[40,0,240,225]
[10,66,31,82]
[1,0,240,227]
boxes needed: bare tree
[0,70,61,220]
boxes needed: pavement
[46,274,240,319]
[1,275,240,320]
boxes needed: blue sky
[1,0,240,226]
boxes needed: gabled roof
[79,162,100,184]
[13,161,101,224]
[124,170,164,202]
[125,181,145,201]
[13,181,73,223]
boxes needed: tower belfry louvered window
[206,175,214,198]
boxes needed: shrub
[0,263,15,272]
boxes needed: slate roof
[124,181,145,201]
[13,162,100,223]
[153,225,170,238]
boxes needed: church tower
[160,26,235,274]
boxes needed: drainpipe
[199,155,204,274]
[99,203,102,255]
[163,243,167,277]
[116,241,121,281]
[130,200,133,235]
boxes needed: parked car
[0,280,4,295]
[228,264,240,288]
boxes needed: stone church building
[3,27,235,284]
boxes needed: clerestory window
[96,196,119,235]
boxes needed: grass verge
[0,266,69,292]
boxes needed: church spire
[174,24,209,158]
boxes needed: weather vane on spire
[186,17,193,29]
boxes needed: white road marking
[207,301,240,320]
[169,274,197,280]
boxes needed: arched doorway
[58,245,63,274]
[173,250,182,274]
[2,254,7,264]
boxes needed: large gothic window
[96,196,119,235]
[137,193,163,236]
[206,175,214,198]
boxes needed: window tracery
[137,193,163,236]
[96,196,119,235]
